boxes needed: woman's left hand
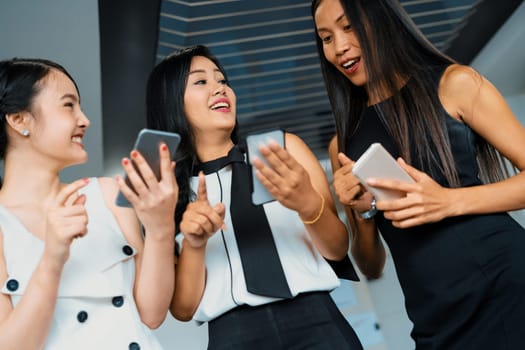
[252,141,319,215]
[368,158,454,228]
[116,143,178,236]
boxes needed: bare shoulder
[95,178,141,243]
[284,132,314,157]
[440,64,483,95]
[284,131,324,172]
[439,64,484,120]
[94,177,130,215]
[284,131,306,148]
[96,177,120,200]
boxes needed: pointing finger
[196,172,208,202]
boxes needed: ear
[4,111,31,137]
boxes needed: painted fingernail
[161,143,168,151]
[122,158,130,166]
[131,150,138,158]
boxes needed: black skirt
[207,291,363,350]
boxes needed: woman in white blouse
[145,45,363,350]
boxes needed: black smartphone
[115,128,181,207]
[246,129,285,205]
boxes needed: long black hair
[0,58,78,160]
[311,0,509,185]
[146,45,239,231]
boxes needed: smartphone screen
[115,128,181,207]
[246,129,285,205]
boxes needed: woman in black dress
[312,0,525,349]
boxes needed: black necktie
[194,146,292,299]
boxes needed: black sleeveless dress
[345,66,525,350]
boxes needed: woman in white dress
[0,58,177,349]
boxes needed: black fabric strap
[325,256,360,281]
[195,146,292,298]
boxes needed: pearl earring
[22,129,30,137]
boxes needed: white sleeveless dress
[0,178,164,350]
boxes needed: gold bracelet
[302,190,325,225]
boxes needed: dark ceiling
[99,0,523,170]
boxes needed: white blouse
[178,165,340,323]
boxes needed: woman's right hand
[179,172,225,249]
[43,178,90,266]
[333,153,373,212]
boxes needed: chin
[69,154,89,167]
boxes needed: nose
[78,110,90,129]
[213,82,226,96]
[334,33,351,55]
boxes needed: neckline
[0,205,45,243]
[192,145,245,175]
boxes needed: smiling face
[27,69,90,167]
[314,0,368,87]
[183,55,236,140]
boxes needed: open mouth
[342,57,360,70]
[210,101,230,110]
[71,136,83,144]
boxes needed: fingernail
[122,158,130,166]
[131,150,138,158]
[161,143,168,151]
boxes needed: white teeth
[211,102,229,110]
[72,136,83,144]
[343,59,357,68]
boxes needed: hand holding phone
[246,129,285,205]
[352,143,414,200]
[116,129,181,207]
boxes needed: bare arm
[370,64,525,227]
[171,173,224,321]
[442,64,525,214]
[0,179,89,349]
[110,143,178,329]
[284,133,349,259]
[251,133,348,259]
[328,137,386,278]
[0,240,63,350]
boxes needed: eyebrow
[317,13,346,32]
[189,68,222,75]
[60,93,78,102]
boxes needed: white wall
[0,0,103,181]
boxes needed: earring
[22,129,30,137]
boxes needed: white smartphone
[352,143,414,200]
[116,128,181,207]
[246,129,285,205]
